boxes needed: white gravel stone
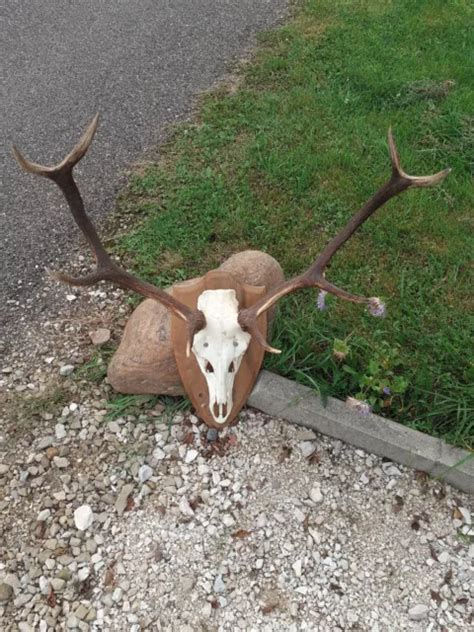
[179,497,194,517]
[138,464,153,483]
[55,423,67,439]
[59,364,75,376]
[36,509,51,521]
[299,441,316,457]
[213,575,225,593]
[77,567,90,582]
[184,449,198,464]
[457,507,471,525]
[309,485,323,503]
[408,604,429,621]
[74,505,94,531]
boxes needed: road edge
[248,370,474,494]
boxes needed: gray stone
[206,428,218,442]
[55,423,67,440]
[53,456,69,468]
[115,484,134,515]
[138,464,153,483]
[213,574,225,593]
[408,604,429,621]
[59,364,75,377]
[74,505,93,531]
[0,582,13,603]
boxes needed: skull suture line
[192,289,251,424]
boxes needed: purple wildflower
[382,386,391,396]
[346,396,372,415]
[368,297,386,318]
[316,290,328,311]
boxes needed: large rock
[108,250,284,395]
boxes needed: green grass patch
[116,0,473,447]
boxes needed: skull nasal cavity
[205,362,214,373]
[228,362,234,373]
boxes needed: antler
[12,114,205,353]
[238,129,450,353]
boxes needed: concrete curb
[248,371,474,494]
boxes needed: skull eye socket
[228,362,234,373]
[205,362,214,373]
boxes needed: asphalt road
[0,0,287,337]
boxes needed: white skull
[192,289,251,424]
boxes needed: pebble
[53,456,69,468]
[179,497,195,517]
[299,441,316,458]
[59,364,75,376]
[138,464,153,483]
[115,484,134,515]
[55,423,67,439]
[77,567,90,582]
[408,604,429,621]
[0,582,13,603]
[206,428,218,442]
[37,509,51,521]
[89,328,111,346]
[74,505,94,531]
[309,486,323,503]
[185,449,198,464]
[213,575,225,593]
[0,463,9,475]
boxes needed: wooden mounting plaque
[171,270,268,428]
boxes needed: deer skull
[192,289,251,424]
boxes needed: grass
[114,0,473,447]
[105,394,190,424]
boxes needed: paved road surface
[0,0,287,337]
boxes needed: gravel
[0,274,472,630]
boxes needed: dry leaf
[278,446,292,463]
[189,496,203,511]
[308,450,321,464]
[154,544,164,562]
[392,495,404,514]
[125,495,135,512]
[443,568,453,585]
[430,589,442,605]
[231,529,252,539]
[452,507,463,520]
[329,582,344,595]
[410,515,421,531]
[433,485,446,500]
[429,544,439,561]
[261,602,279,615]
[104,561,116,587]
[34,520,47,539]
[46,586,56,608]
[182,431,194,445]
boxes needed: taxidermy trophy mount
[13,114,450,428]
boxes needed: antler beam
[13,115,205,351]
[238,129,450,353]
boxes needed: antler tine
[13,115,205,344]
[239,129,450,353]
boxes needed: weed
[76,346,115,384]
[105,393,190,423]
